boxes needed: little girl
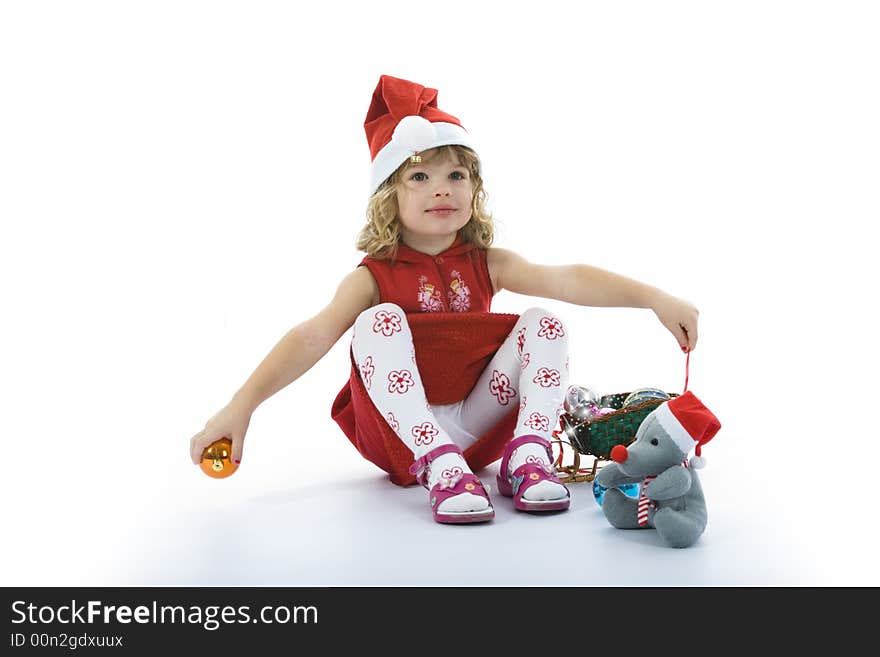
[189,74,699,524]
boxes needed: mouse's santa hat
[654,391,722,468]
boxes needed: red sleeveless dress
[330,235,520,486]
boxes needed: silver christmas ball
[622,387,670,408]
[564,385,601,421]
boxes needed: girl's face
[395,150,474,248]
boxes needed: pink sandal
[496,435,571,512]
[408,444,495,524]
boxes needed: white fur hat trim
[369,119,474,195]
[654,401,696,457]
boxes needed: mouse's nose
[610,445,628,463]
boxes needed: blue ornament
[592,480,640,507]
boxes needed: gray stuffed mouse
[595,391,721,548]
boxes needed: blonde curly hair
[356,145,494,259]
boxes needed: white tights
[350,303,570,473]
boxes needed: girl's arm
[487,248,699,351]
[232,266,378,414]
[190,266,377,465]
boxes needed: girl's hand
[189,397,253,466]
[650,291,699,352]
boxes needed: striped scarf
[638,460,689,527]
[637,476,657,527]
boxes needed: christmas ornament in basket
[551,386,679,483]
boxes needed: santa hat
[653,391,721,469]
[364,74,476,195]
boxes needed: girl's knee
[519,306,569,343]
[520,306,552,321]
[355,302,405,327]
[521,306,565,325]
[353,302,409,343]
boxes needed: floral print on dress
[359,355,375,390]
[418,276,444,313]
[537,316,565,340]
[373,310,403,336]
[521,352,531,371]
[525,412,550,432]
[412,421,439,446]
[447,270,471,312]
[533,367,561,388]
[489,369,517,406]
[387,369,415,394]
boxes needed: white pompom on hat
[363,74,476,195]
[653,391,721,469]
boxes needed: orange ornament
[199,438,239,479]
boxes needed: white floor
[4,394,875,587]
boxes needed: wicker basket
[559,391,680,459]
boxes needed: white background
[2,1,877,586]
